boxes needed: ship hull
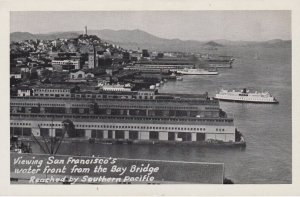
[177,71,218,75]
[213,97,279,104]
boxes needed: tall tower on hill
[84,26,88,35]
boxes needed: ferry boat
[176,68,218,75]
[214,88,278,104]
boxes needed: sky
[10,11,291,41]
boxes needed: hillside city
[10,27,233,95]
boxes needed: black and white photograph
[1,0,299,195]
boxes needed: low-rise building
[44,65,53,71]
[17,87,32,97]
[52,59,80,70]
[10,73,22,79]
[32,86,72,97]
[10,68,22,79]
[70,70,95,79]
[20,65,30,73]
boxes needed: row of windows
[103,88,131,92]
[35,89,70,93]
[52,61,79,65]
[10,121,230,132]
[11,113,233,124]
[11,122,63,127]
[236,97,273,101]
[138,92,154,96]
[11,103,65,107]
[205,107,220,110]
[39,123,62,127]
[75,94,92,98]
[96,105,198,110]
[42,103,64,107]
[136,96,154,99]
[11,103,37,106]
[73,104,90,107]
[34,94,71,97]
[10,122,31,126]
[62,123,207,131]
[220,95,273,101]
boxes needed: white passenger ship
[176,68,218,75]
[214,88,278,104]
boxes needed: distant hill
[90,29,166,44]
[10,32,37,42]
[262,39,291,48]
[214,39,291,48]
[88,29,209,51]
[10,31,81,42]
[10,29,291,51]
[204,41,223,47]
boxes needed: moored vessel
[176,68,218,75]
[214,88,278,104]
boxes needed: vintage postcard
[0,0,299,196]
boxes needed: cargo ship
[176,68,218,75]
[214,88,278,104]
[10,85,245,148]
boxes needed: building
[20,65,30,73]
[70,70,95,79]
[32,86,72,98]
[101,83,132,92]
[142,49,150,58]
[88,49,98,69]
[122,52,130,61]
[10,73,22,79]
[84,26,88,35]
[10,88,244,145]
[51,40,61,48]
[17,87,32,97]
[44,65,53,71]
[130,52,142,62]
[52,60,80,70]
